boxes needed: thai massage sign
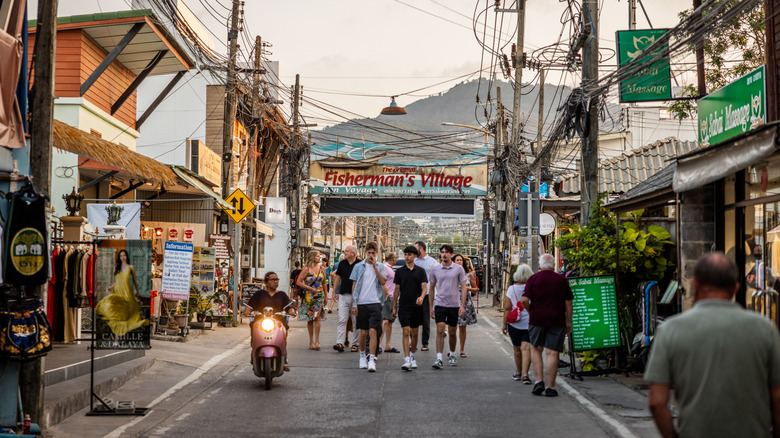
[310,162,487,196]
[616,29,671,102]
[697,65,765,148]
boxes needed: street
[46,307,659,438]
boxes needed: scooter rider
[244,271,297,371]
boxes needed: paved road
[47,305,654,437]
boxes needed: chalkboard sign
[568,275,621,351]
[241,283,264,309]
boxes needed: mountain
[311,78,573,147]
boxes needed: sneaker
[432,359,443,369]
[544,387,558,397]
[522,376,532,385]
[448,355,457,367]
[532,381,545,396]
[359,355,367,369]
[410,358,418,369]
[368,360,376,372]
[402,359,411,371]
[512,373,522,381]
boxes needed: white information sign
[265,197,286,224]
[161,241,195,300]
[539,213,556,236]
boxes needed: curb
[42,356,155,429]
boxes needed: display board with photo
[94,239,152,350]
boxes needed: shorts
[528,325,566,352]
[434,306,459,327]
[507,325,530,347]
[356,303,382,331]
[382,298,395,322]
[397,306,423,328]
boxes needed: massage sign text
[315,169,487,196]
[698,65,766,147]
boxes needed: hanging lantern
[380,96,406,116]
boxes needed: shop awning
[53,119,177,187]
[171,166,274,236]
[673,123,780,193]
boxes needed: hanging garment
[4,187,48,286]
[61,249,77,342]
[0,0,27,149]
[0,302,53,361]
[78,248,91,308]
[47,247,59,332]
[53,249,67,341]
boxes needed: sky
[194,0,694,127]
[33,0,695,127]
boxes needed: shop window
[746,200,780,324]
[747,154,780,200]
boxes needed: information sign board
[161,241,194,300]
[568,275,621,351]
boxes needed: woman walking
[297,250,328,350]
[502,264,533,383]
[453,254,478,358]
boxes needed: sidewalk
[476,295,660,438]
[42,324,250,434]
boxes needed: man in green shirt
[645,253,780,438]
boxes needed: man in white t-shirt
[349,242,387,372]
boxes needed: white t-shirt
[505,284,530,330]
[357,264,380,304]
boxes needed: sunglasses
[267,278,280,281]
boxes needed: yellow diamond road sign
[223,188,256,223]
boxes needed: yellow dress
[96,268,149,336]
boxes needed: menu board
[568,275,621,351]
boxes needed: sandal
[314,343,321,350]
[333,344,345,352]
[350,345,359,352]
[460,352,467,358]
[421,346,429,351]
[385,347,400,353]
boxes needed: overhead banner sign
[616,29,671,103]
[265,197,286,223]
[568,275,621,351]
[697,65,766,148]
[310,162,487,197]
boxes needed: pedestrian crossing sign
[222,188,256,223]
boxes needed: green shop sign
[616,29,671,102]
[697,65,766,147]
[568,275,621,351]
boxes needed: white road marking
[499,346,510,356]
[105,338,250,438]
[485,313,639,438]
[175,413,191,421]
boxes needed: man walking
[645,253,780,438]
[379,252,399,354]
[393,246,428,371]
[520,253,572,397]
[350,242,387,372]
[428,244,467,369]
[332,246,360,352]
[414,241,437,351]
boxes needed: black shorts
[356,303,382,331]
[397,306,423,328]
[528,325,566,352]
[382,298,395,322]
[507,325,530,347]
[434,306,459,327]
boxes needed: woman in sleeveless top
[297,250,328,350]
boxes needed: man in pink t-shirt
[380,252,399,353]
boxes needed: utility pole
[580,0,599,226]
[492,87,504,305]
[25,0,57,423]
[530,68,545,271]
[291,74,301,264]
[222,0,239,198]
[693,0,706,97]
[247,35,262,202]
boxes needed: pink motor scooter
[249,301,296,390]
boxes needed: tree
[668,2,765,120]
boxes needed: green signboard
[616,29,672,102]
[697,65,766,148]
[568,275,621,351]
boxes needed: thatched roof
[53,119,176,187]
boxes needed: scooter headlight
[261,318,275,332]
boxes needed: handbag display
[0,298,52,361]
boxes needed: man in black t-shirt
[393,246,428,371]
[289,261,302,300]
[332,245,361,352]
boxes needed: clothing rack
[51,239,148,417]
